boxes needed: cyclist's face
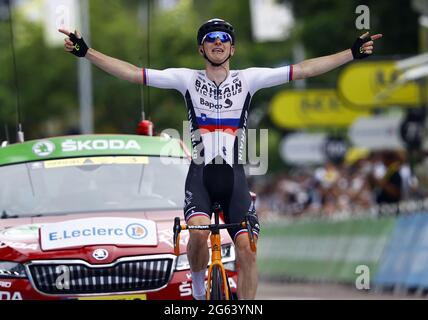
[199,37,234,63]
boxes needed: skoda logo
[32,140,55,157]
[92,248,109,261]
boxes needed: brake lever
[173,217,181,256]
[245,215,257,253]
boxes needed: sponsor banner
[30,137,143,158]
[259,210,428,288]
[270,89,369,129]
[258,217,396,282]
[40,156,149,169]
[0,135,186,166]
[324,137,348,164]
[337,61,421,108]
[400,108,426,151]
[349,115,405,150]
[280,133,327,165]
[40,218,158,250]
[0,291,23,300]
[0,281,12,288]
[374,212,428,289]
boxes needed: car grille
[27,256,175,295]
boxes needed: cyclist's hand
[246,212,260,235]
[59,28,89,58]
[351,32,383,59]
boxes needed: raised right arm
[59,28,143,84]
[85,48,142,84]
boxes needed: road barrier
[259,210,428,291]
[258,215,395,283]
[374,212,428,291]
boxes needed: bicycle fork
[206,233,230,300]
[206,204,230,300]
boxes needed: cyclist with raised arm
[59,19,382,300]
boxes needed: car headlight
[175,253,190,271]
[175,244,235,271]
[0,261,27,278]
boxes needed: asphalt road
[256,280,424,300]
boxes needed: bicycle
[173,195,258,300]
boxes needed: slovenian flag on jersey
[197,114,240,135]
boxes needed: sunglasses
[202,31,231,44]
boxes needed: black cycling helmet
[197,18,235,45]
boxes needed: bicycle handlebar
[172,213,257,256]
[186,221,245,231]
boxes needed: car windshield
[0,156,189,217]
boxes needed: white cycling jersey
[142,66,293,166]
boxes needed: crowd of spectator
[249,150,428,220]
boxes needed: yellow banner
[269,89,369,129]
[44,156,149,169]
[337,61,421,108]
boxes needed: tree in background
[285,0,419,84]
[0,0,420,174]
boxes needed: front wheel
[210,265,227,300]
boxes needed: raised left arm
[292,32,382,80]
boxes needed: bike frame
[206,204,230,300]
[173,202,257,300]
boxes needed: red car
[0,134,237,300]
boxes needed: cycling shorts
[183,158,259,242]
